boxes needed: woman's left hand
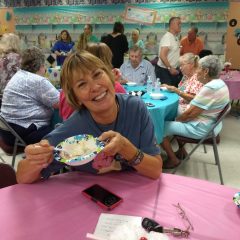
[98,130,136,159]
[99,131,162,179]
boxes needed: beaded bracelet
[127,149,144,166]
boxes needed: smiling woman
[16,51,163,184]
[61,51,116,119]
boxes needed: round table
[221,71,240,100]
[124,85,179,144]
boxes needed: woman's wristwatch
[127,149,144,166]
[114,149,144,167]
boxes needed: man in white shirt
[155,17,182,87]
[120,45,156,85]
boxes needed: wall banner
[13,2,229,26]
[124,6,157,25]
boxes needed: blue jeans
[155,65,182,87]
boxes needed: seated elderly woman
[16,51,162,184]
[163,53,203,114]
[161,55,230,169]
[0,47,59,146]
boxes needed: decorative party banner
[124,6,157,25]
[3,0,228,7]
[13,2,229,26]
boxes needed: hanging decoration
[5,11,11,21]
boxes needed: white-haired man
[120,45,156,85]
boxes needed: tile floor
[1,109,239,189]
[162,109,240,189]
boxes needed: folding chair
[172,103,231,185]
[0,163,17,188]
[0,115,26,167]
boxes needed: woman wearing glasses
[163,53,203,114]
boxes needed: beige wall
[0,8,15,35]
[226,2,240,69]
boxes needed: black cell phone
[145,102,155,107]
[82,184,123,210]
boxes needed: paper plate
[126,82,137,86]
[150,93,166,100]
[54,134,105,166]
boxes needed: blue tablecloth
[124,85,179,144]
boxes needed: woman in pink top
[162,53,203,160]
[59,42,126,120]
[163,53,203,114]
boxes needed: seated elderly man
[161,55,229,169]
[0,47,59,146]
[120,45,156,85]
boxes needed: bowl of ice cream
[54,134,105,166]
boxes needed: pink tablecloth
[0,172,239,240]
[221,71,240,100]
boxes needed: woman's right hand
[169,67,179,76]
[24,140,54,169]
[165,85,178,93]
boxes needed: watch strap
[127,149,144,166]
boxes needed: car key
[142,217,190,238]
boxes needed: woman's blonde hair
[85,42,113,69]
[61,51,115,110]
[77,33,88,51]
[180,52,199,68]
[0,33,20,55]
